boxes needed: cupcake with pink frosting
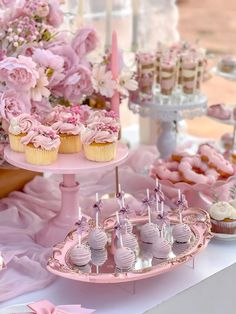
[21,125,60,165]
[51,116,84,154]
[44,105,72,126]
[8,114,38,152]
[81,118,120,162]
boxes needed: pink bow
[28,300,95,314]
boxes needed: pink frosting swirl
[9,113,38,135]
[44,105,73,125]
[81,123,119,145]
[51,119,84,135]
[21,125,60,150]
[86,110,120,127]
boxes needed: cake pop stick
[78,206,82,246]
[160,201,164,217]
[116,211,124,247]
[146,188,151,223]
[0,252,5,270]
[95,193,99,228]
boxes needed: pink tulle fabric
[0,145,235,302]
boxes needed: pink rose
[0,90,31,121]
[47,0,63,27]
[49,44,77,74]
[72,27,99,58]
[63,66,93,103]
[0,56,38,91]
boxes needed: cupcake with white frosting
[209,201,236,234]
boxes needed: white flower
[116,71,138,96]
[92,64,116,98]
[31,68,50,102]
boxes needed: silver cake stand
[129,93,208,158]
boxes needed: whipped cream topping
[209,201,236,220]
[9,114,38,135]
[21,125,60,150]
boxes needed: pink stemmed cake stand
[4,144,129,247]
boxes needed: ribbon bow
[28,300,95,314]
[142,196,153,208]
[93,200,103,213]
[76,216,88,235]
[176,194,188,211]
[155,211,170,229]
[119,205,129,217]
[154,186,165,203]
[116,190,125,207]
[114,222,122,238]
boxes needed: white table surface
[1,238,236,314]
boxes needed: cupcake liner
[25,145,58,165]
[9,133,26,153]
[211,218,236,234]
[83,142,116,162]
[59,134,82,154]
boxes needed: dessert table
[1,238,236,314]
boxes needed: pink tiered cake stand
[4,143,129,247]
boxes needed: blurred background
[62,0,236,140]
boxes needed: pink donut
[151,159,182,183]
[179,156,219,184]
[207,104,231,120]
[199,144,234,177]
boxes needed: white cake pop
[152,237,171,259]
[88,228,108,250]
[116,232,138,252]
[114,247,135,270]
[172,223,191,243]
[70,244,91,266]
[91,248,108,266]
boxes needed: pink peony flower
[49,44,77,75]
[47,0,63,27]
[0,56,39,91]
[72,27,99,58]
[0,89,31,121]
[63,66,93,103]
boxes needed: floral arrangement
[0,0,137,164]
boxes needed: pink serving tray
[4,143,129,174]
[47,208,212,284]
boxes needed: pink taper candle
[111,31,120,116]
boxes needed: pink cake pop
[88,193,108,250]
